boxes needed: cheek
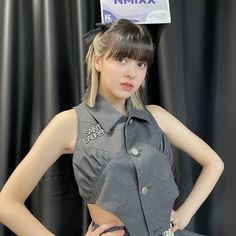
[103,63,118,75]
[138,70,147,81]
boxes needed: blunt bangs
[103,21,154,66]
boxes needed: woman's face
[95,51,147,101]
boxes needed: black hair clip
[84,23,110,46]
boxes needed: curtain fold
[0,1,235,235]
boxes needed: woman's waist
[87,203,125,226]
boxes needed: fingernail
[119,230,125,235]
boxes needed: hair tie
[84,23,109,46]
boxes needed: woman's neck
[98,91,128,117]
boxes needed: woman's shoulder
[53,109,77,126]
[146,104,166,114]
[145,104,172,134]
[49,109,77,141]
[48,109,77,153]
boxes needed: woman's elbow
[212,154,224,175]
[0,193,14,222]
[202,152,224,174]
[217,157,224,173]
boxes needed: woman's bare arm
[146,105,224,230]
[0,109,77,236]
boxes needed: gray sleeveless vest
[72,93,179,236]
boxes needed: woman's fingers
[170,223,179,233]
[102,230,125,236]
[86,222,94,233]
[95,220,118,234]
[86,220,125,236]
[170,209,179,233]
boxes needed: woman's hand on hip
[170,209,191,233]
[85,220,125,236]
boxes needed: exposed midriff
[87,203,125,226]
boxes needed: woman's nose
[125,62,137,78]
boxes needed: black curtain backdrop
[0,1,235,236]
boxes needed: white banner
[100,0,171,24]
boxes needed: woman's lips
[120,83,134,91]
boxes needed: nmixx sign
[100,0,171,24]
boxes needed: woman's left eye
[117,57,127,64]
[137,62,147,68]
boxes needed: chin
[115,93,132,100]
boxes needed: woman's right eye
[117,57,127,64]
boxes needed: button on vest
[141,186,149,195]
[130,147,139,156]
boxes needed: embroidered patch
[82,124,105,144]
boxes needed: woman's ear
[94,54,102,72]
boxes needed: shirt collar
[85,93,151,133]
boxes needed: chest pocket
[79,120,125,153]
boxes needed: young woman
[0,19,224,236]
